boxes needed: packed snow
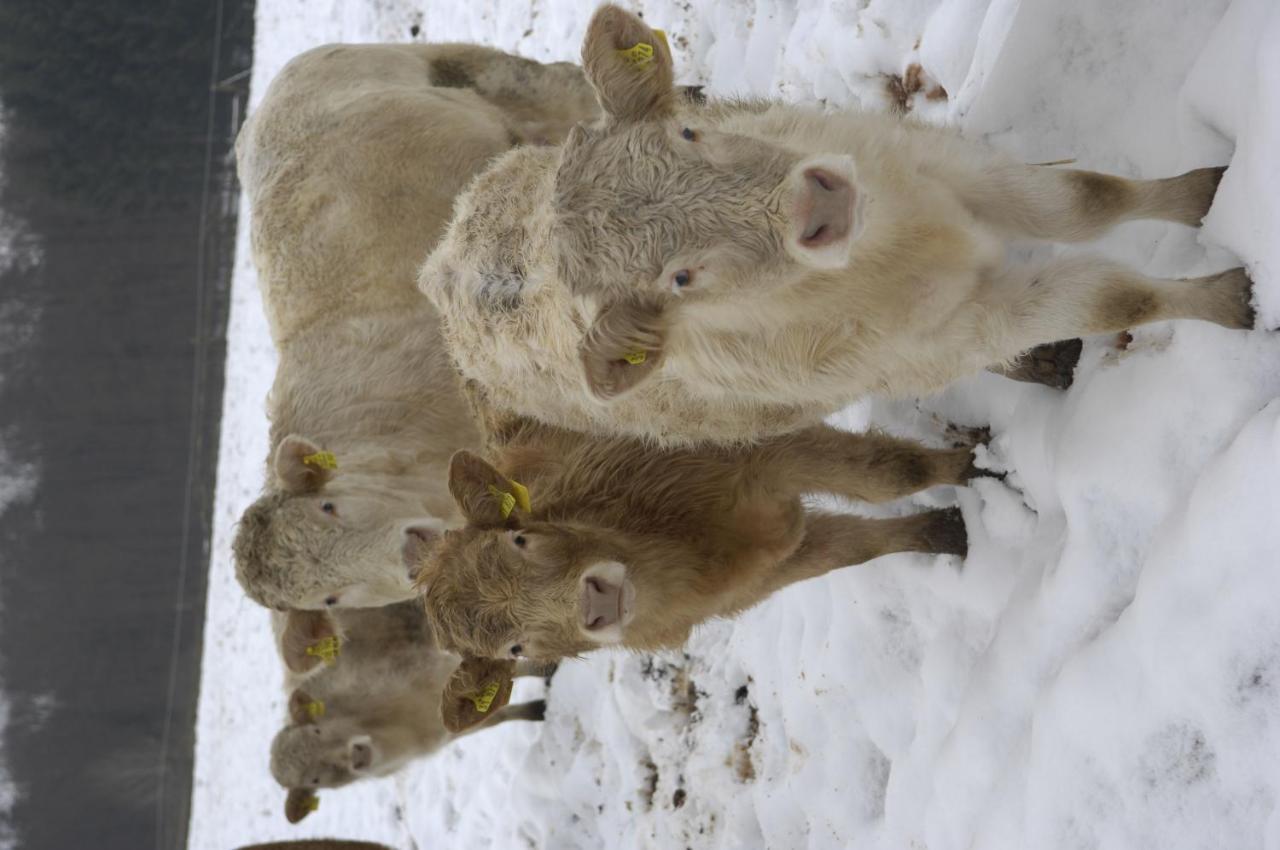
[189,0,1280,848]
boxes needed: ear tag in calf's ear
[508,479,532,513]
[487,485,517,519]
[622,350,647,365]
[469,680,502,713]
[617,29,668,68]
[302,451,337,470]
[305,635,341,665]
[305,699,325,720]
[617,41,655,68]
[304,795,320,813]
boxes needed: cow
[412,411,977,667]
[231,42,602,610]
[419,4,1256,447]
[270,602,548,823]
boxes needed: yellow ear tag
[508,479,532,513]
[305,635,341,665]
[304,795,320,813]
[469,680,501,714]
[487,485,517,519]
[618,41,654,68]
[306,699,326,720]
[302,451,337,470]
[622,350,647,365]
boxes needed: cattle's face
[232,434,444,611]
[270,691,380,797]
[554,4,861,399]
[415,452,637,663]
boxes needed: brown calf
[416,416,975,664]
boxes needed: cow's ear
[287,689,323,725]
[447,451,527,527]
[580,299,665,401]
[279,610,334,674]
[284,787,319,823]
[273,435,334,494]
[442,656,516,734]
[581,4,676,123]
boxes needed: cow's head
[555,5,861,400]
[233,434,446,611]
[414,450,642,663]
[271,688,381,821]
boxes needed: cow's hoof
[992,338,1083,390]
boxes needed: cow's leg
[759,510,966,597]
[759,426,980,503]
[944,161,1225,242]
[987,257,1255,356]
[513,659,557,679]
[478,699,547,727]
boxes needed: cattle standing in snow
[232,43,601,610]
[270,602,547,823]
[421,4,1256,447]
[413,413,976,667]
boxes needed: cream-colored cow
[422,5,1255,447]
[232,43,599,610]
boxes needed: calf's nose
[581,576,622,631]
[350,741,373,771]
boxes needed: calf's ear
[284,787,319,823]
[441,656,516,734]
[580,299,665,401]
[287,689,324,725]
[581,4,676,123]
[448,451,528,527]
[279,610,335,674]
[273,434,334,494]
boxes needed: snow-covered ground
[189,0,1280,847]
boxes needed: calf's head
[425,4,861,402]
[233,434,446,611]
[271,689,381,821]
[416,451,651,663]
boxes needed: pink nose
[798,168,855,248]
[581,576,622,631]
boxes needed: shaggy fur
[270,602,545,823]
[231,43,601,609]
[420,5,1256,447]
[417,414,975,665]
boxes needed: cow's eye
[324,595,338,607]
[671,269,692,293]
[509,531,528,549]
[681,127,698,141]
[321,501,336,515]
[509,644,524,658]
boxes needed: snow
[189,1,1280,848]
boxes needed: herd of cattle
[223,4,1257,837]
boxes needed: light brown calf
[415,415,976,666]
[232,43,601,610]
[421,5,1256,447]
[270,602,545,823]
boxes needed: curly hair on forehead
[232,491,294,609]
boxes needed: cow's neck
[269,304,478,481]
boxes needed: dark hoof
[925,507,968,558]
[526,698,547,722]
[993,338,1082,390]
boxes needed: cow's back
[237,44,519,346]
